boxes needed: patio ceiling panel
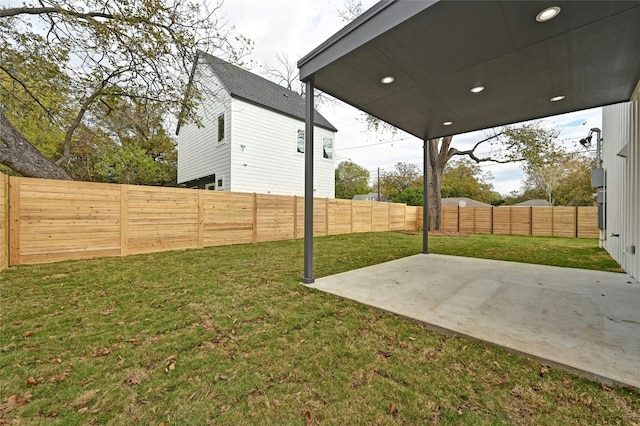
[299,0,640,140]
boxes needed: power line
[336,136,416,151]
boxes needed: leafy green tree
[94,99,178,185]
[440,158,495,204]
[553,155,595,206]
[380,162,422,201]
[335,161,370,199]
[396,187,423,206]
[519,151,595,206]
[0,0,250,180]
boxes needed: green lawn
[1,233,636,425]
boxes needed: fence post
[551,207,555,237]
[1,175,7,270]
[119,185,128,257]
[491,206,494,235]
[198,191,204,248]
[457,205,460,233]
[350,200,354,233]
[509,207,513,235]
[370,201,373,232]
[530,206,533,236]
[252,193,258,243]
[8,177,20,266]
[325,198,329,235]
[293,196,298,239]
[574,206,579,237]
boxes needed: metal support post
[303,79,315,283]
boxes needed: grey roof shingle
[201,52,337,132]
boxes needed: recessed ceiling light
[381,76,395,84]
[470,86,485,93]
[550,95,565,102]
[536,6,561,22]
[443,121,453,126]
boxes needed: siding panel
[602,79,640,278]
[230,99,335,197]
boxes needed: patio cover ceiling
[298,0,640,140]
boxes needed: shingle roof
[200,52,337,132]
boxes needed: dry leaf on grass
[26,376,45,386]
[49,370,70,383]
[91,348,111,357]
[0,393,32,415]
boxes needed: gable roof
[200,52,337,132]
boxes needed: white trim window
[296,129,305,154]
[217,113,225,144]
[323,137,333,159]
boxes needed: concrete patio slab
[311,254,640,389]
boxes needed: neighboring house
[177,52,337,197]
[510,199,551,207]
[441,197,490,208]
[353,193,388,202]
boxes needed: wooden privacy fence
[0,176,599,269]
[438,206,599,238]
[5,177,419,266]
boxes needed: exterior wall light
[470,86,485,93]
[443,121,453,126]
[381,76,395,84]
[550,95,565,102]
[536,6,561,22]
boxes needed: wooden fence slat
[9,177,21,266]
[120,185,128,256]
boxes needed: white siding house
[602,79,640,280]
[177,53,337,197]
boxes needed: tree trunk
[428,162,442,231]
[0,110,72,180]
[426,136,453,231]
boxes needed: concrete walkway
[311,254,640,389]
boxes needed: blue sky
[222,0,602,195]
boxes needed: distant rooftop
[510,199,551,207]
[441,197,491,207]
[353,193,388,202]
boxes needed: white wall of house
[602,79,639,279]
[229,99,335,197]
[177,65,232,189]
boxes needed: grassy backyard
[0,233,636,424]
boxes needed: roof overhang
[298,0,640,139]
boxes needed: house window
[323,137,333,159]
[217,113,225,143]
[296,129,304,154]
[205,182,216,190]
